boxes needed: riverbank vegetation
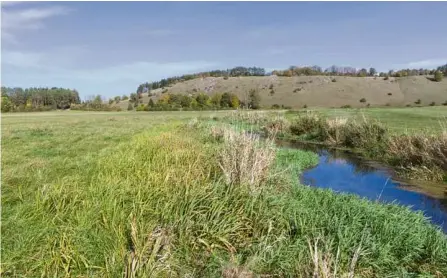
[2,111,446,277]
[220,109,447,182]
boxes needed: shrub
[293,88,302,93]
[316,118,389,153]
[1,96,12,112]
[434,70,444,82]
[430,101,436,106]
[270,90,275,96]
[162,89,168,94]
[218,128,276,192]
[269,84,274,89]
[262,116,290,137]
[384,76,389,80]
[127,102,133,111]
[359,98,367,103]
[443,101,447,106]
[290,112,324,136]
[136,104,146,111]
[248,89,261,109]
[367,103,371,107]
[406,104,412,107]
[340,105,352,109]
[331,78,337,82]
[415,99,421,105]
[223,76,229,80]
[387,93,392,96]
[303,104,308,109]
[271,104,280,109]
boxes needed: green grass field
[288,106,447,134]
[2,110,447,277]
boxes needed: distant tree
[220,92,232,108]
[122,95,129,100]
[358,68,368,77]
[248,89,261,109]
[434,71,444,82]
[148,98,155,108]
[180,95,192,108]
[114,96,121,103]
[127,102,133,111]
[1,96,12,112]
[437,64,447,75]
[195,93,210,108]
[108,99,114,105]
[369,68,377,76]
[230,94,240,108]
[130,93,138,103]
[211,93,222,107]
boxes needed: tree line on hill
[129,90,262,111]
[136,66,267,93]
[136,64,446,94]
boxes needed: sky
[2,1,447,98]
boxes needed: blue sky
[2,1,447,98]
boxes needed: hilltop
[118,75,447,110]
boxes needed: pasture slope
[118,75,447,110]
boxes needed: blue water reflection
[278,140,447,232]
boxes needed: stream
[276,139,447,232]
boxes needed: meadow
[287,106,447,134]
[2,109,447,277]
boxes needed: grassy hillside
[118,75,447,110]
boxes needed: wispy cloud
[1,4,73,43]
[2,49,219,96]
[1,1,25,8]
[393,58,447,69]
[406,59,447,68]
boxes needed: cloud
[1,1,24,7]
[2,49,219,97]
[1,5,72,43]
[395,59,447,69]
[406,59,447,68]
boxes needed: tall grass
[218,128,276,192]
[226,110,446,181]
[2,113,447,276]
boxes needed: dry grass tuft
[308,237,363,278]
[218,128,276,192]
[222,265,254,278]
[387,131,447,180]
[262,115,290,137]
[124,216,174,278]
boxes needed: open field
[117,75,447,110]
[2,110,447,276]
[288,106,447,134]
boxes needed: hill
[117,75,447,109]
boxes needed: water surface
[277,140,447,232]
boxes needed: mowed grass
[2,110,447,277]
[287,106,447,134]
